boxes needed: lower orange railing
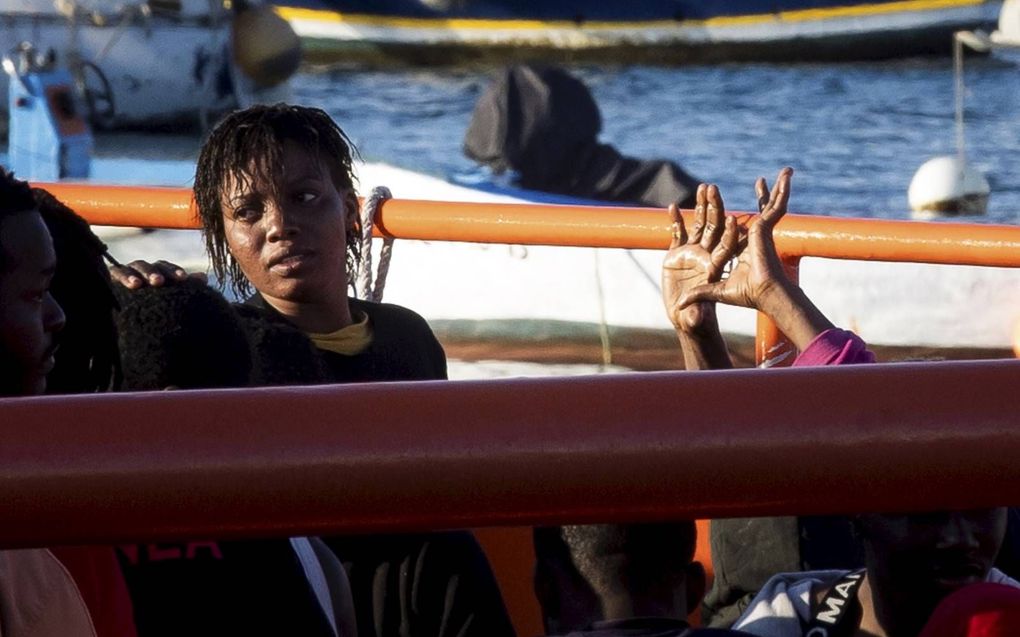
[1,360,1017,547]
[37,183,1020,365]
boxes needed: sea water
[3,59,1018,220]
[292,59,1020,223]
[2,60,1018,373]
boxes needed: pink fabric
[919,583,1020,637]
[792,328,876,367]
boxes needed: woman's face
[220,140,357,304]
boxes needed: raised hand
[661,183,740,334]
[677,167,793,312]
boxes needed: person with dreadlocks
[35,188,121,394]
[31,187,140,637]
[110,103,514,637]
[0,170,96,636]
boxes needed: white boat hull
[0,1,255,129]
[91,158,1020,351]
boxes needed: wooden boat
[274,0,1003,64]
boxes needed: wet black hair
[0,169,38,272]
[34,188,123,393]
[116,279,252,390]
[194,103,361,299]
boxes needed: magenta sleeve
[792,328,876,366]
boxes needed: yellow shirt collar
[306,312,373,356]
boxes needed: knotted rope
[355,186,394,303]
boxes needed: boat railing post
[755,256,801,368]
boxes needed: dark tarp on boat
[464,64,699,208]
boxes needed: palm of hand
[703,222,784,310]
[662,242,720,332]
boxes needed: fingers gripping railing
[38,182,1020,366]
[0,360,1018,548]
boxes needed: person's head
[534,522,705,632]
[116,279,252,390]
[34,188,121,394]
[194,103,361,302]
[857,508,1009,637]
[0,170,65,396]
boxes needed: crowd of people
[0,103,1016,637]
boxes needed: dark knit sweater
[239,295,514,637]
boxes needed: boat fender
[997,0,1020,43]
[908,155,989,218]
[231,1,301,88]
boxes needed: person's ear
[684,561,707,613]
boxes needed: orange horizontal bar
[37,183,1020,268]
[0,360,1017,548]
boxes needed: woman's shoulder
[351,298,437,336]
[350,298,447,380]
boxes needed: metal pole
[0,360,1017,547]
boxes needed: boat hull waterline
[276,0,1002,63]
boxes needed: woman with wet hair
[111,104,513,637]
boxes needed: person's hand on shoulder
[109,259,207,289]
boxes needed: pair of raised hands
[662,168,794,335]
[662,167,835,353]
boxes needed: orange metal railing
[0,360,1017,548]
[38,183,1020,365]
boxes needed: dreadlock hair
[35,188,122,393]
[0,169,38,272]
[116,279,252,390]
[194,103,361,299]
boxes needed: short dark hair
[35,188,122,393]
[0,169,38,272]
[546,522,698,599]
[193,103,361,299]
[116,279,252,390]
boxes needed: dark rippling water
[292,57,1020,224]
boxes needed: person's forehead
[222,142,327,199]
[0,210,55,274]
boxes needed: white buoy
[908,155,990,219]
[993,0,1020,45]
